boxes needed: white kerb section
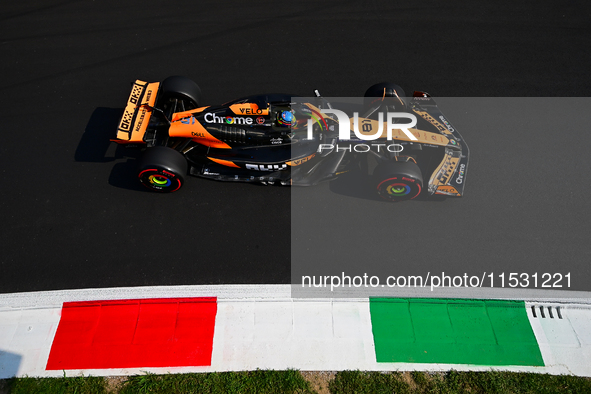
[526,302,591,377]
[211,298,375,371]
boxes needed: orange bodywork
[170,111,231,149]
[208,157,240,168]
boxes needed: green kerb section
[370,298,544,366]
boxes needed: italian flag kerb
[45,296,545,371]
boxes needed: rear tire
[138,146,188,193]
[158,75,202,110]
[374,159,422,201]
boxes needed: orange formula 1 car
[112,76,469,201]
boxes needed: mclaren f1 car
[111,76,469,201]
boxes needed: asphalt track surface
[2,0,591,294]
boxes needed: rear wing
[114,80,160,143]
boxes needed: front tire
[374,159,422,202]
[363,82,408,119]
[138,146,188,193]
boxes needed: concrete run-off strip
[0,285,590,378]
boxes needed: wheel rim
[377,177,421,201]
[139,169,182,192]
[386,183,411,196]
[148,175,172,187]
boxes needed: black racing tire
[364,82,406,99]
[363,82,407,115]
[138,146,188,193]
[158,75,202,109]
[374,159,423,202]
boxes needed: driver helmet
[277,110,295,126]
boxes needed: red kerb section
[46,297,217,370]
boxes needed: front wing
[410,96,470,197]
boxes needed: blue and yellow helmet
[277,110,295,126]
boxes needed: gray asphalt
[1,0,590,294]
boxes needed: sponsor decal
[120,110,133,131]
[439,115,455,132]
[134,109,147,132]
[414,110,452,135]
[256,116,265,125]
[239,107,266,115]
[203,169,220,175]
[204,113,253,125]
[245,164,287,171]
[455,163,466,184]
[181,116,197,125]
[287,154,316,166]
[191,131,205,138]
[436,185,460,196]
[129,84,143,105]
[229,104,270,116]
[247,175,290,185]
[270,138,282,145]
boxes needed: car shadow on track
[75,107,122,163]
[328,169,382,201]
[75,107,145,192]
